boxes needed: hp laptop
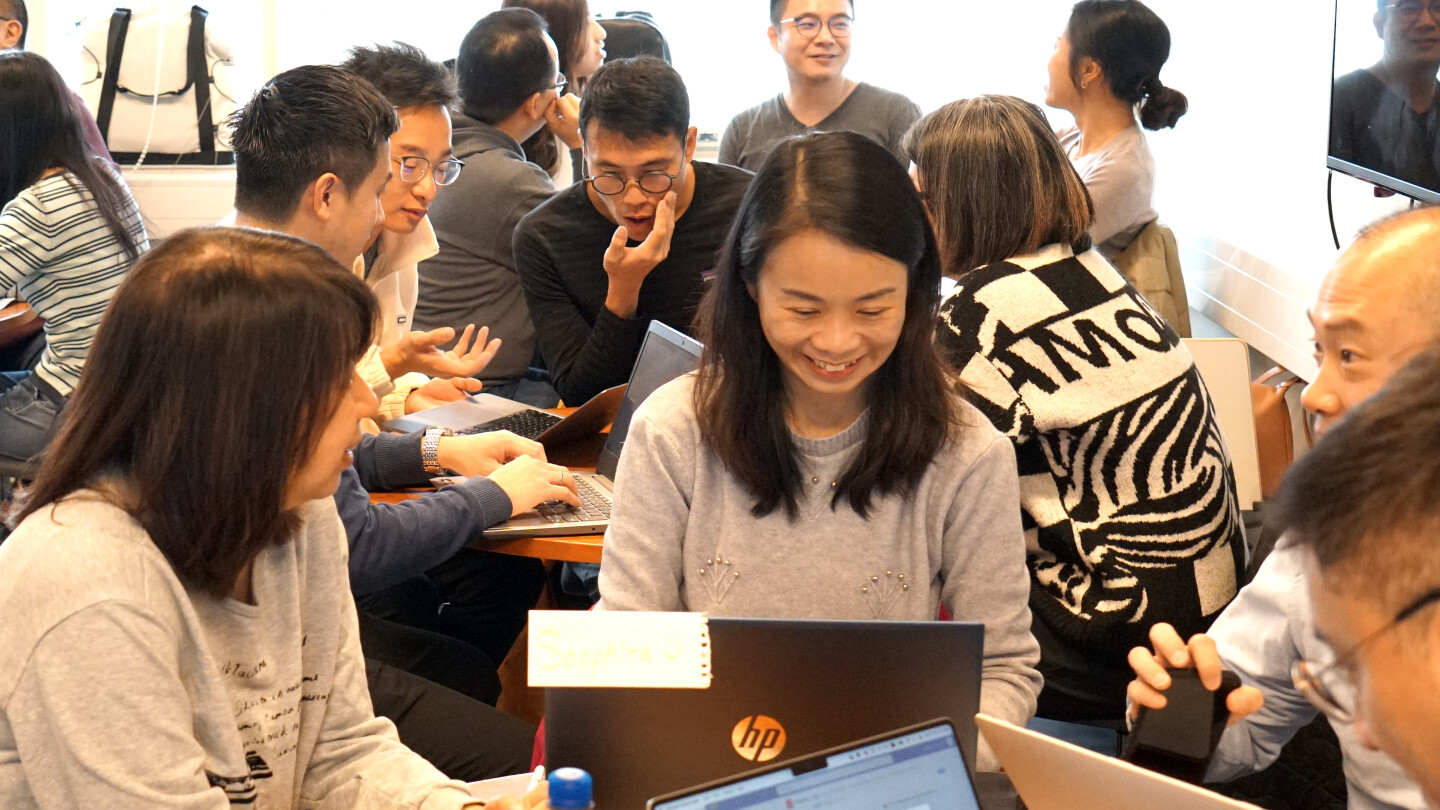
[480,321,703,539]
[647,719,979,810]
[545,618,985,810]
[977,715,1263,810]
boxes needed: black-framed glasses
[1387,0,1440,22]
[392,155,465,186]
[779,13,853,39]
[583,170,679,196]
[544,72,568,93]
[1292,585,1440,722]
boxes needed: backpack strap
[187,6,215,156]
[95,7,133,145]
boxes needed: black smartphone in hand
[1122,667,1241,783]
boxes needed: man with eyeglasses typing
[1126,207,1440,810]
[415,8,573,408]
[1331,0,1440,190]
[718,0,920,172]
[514,56,752,407]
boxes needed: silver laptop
[385,381,626,452]
[647,719,979,810]
[481,321,703,539]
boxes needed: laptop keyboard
[456,409,563,440]
[536,476,611,523]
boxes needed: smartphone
[1121,667,1241,783]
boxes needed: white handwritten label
[527,610,712,688]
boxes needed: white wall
[26,0,1408,379]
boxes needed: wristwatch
[421,426,454,475]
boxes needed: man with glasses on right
[514,56,752,407]
[718,0,919,172]
[1126,207,1440,810]
[1331,0,1440,190]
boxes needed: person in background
[0,1,111,163]
[0,51,146,463]
[907,95,1243,726]
[228,65,578,780]
[0,226,543,810]
[502,0,607,185]
[415,9,564,407]
[1272,347,1440,810]
[718,0,920,171]
[1331,0,1440,191]
[1127,207,1440,810]
[597,132,1041,771]
[515,56,752,407]
[1043,0,1188,259]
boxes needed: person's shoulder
[1335,67,1381,95]
[729,94,786,129]
[516,180,591,234]
[695,161,755,207]
[853,82,920,113]
[941,395,1010,461]
[632,373,702,439]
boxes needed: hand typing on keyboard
[488,455,582,517]
[435,429,546,477]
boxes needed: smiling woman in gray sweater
[596,132,1041,770]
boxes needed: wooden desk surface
[0,302,41,350]
[367,408,607,565]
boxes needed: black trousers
[364,654,535,781]
[357,548,546,667]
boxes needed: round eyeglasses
[584,170,679,196]
[393,155,465,186]
[1387,0,1440,22]
[779,13,853,39]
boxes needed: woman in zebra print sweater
[904,94,1244,724]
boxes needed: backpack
[79,5,236,165]
[596,11,672,63]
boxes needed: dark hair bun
[1139,83,1188,130]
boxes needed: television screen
[1329,0,1440,200]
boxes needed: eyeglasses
[584,170,679,196]
[392,155,465,186]
[1292,585,1440,722]
[779,13,853,39]
[1386,1,1440,22]
[544,73,568,94]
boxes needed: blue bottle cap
[548,767,594,809]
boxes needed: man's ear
[0,19,22,50]
[311,173,343,222]
[684,126,698,163]
[768,24,782,54]
[1374,10,1387,38]
[522,90,548,123]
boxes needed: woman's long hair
[693,131,959,520]
[503,0,592,174]
[0,51,143,258]
[903,95,1094,277]
[16,227,378,598]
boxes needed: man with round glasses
[1125,207,1440,810]
[1331,0,1440,190]
[514,56,752,407]
[718,0,919,172]
[416,8,578,408]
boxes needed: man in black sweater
[514,57,753,406]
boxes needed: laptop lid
[594,320,703,479]
[647,719,979,810]
[976,715,1263,810]
[546,618,985,810]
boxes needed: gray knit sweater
[597,375,1042,769]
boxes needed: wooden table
[367,410,608,565]
[0,301,41,351]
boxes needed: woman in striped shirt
[0,51,147,462]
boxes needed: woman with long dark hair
[501,0,606,183]
[906,95,1243,726]
[596,131,1041,769]
[0,50,146,462]
[0,227,540,810]
[1043,0,1187,258]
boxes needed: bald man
[1126,207,1440,810]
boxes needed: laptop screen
[596,320,703,479]
[650,723,979,810]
